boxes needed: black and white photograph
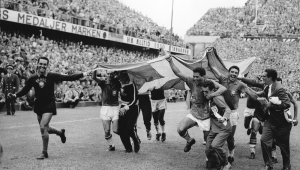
[0,0,299,169]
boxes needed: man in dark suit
[259,69,292,170]
[2,64,20,115]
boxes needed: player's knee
[244,116,252,129]
[104,131,111,137]
[159,119,165,126]
[177,126,186,136]
[40,126,46,134]
[113,129,119,135]
[40,127,49,139]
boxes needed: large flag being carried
[94,47,256,93]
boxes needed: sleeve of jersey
[16,77,33,97]
[126,83,138,110]
[92,71,105,87]
[239,78,264,89]
[53,73,84,82]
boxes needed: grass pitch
[0,99,299,170]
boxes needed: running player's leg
[102,119,115,151]
[206,132,231,169]
[101,106,118,151]
[48,124,66,143]
[271,138,278,163]
[249,118,260,159]
[158,109,166,142]
[119,113,132,152]
[126,106,140,153]
[37,113,53,160]
[152,110,161,141]
[227,110,239,164]
[177,116,197,152]
[244,108,255,158]
[112,119,119,135]
[139,95,152,139]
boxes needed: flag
[94,47,256,93]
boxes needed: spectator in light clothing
[64,83,79,108]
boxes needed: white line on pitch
[0,117,101,130]
[0,109,186,130]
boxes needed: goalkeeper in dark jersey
[10,57,90,160]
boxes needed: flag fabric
[94,47,256,93]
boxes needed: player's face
[229,68,239,81]
[262,72,271,85]
[37,59,48,73]
[193,72,204,85]
[119,73,130,84]
[201,87,212,98]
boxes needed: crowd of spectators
[2,0,185,47]
[210,37,300,97]
[186,0,300,37]
[0,27,160,109]
[185,0,300,99]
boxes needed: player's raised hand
[160,48,171,61]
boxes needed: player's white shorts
[186,114,210,131]
[151,99,167,112]
[230,109,239,126]
[100,106,119,121]
[244,107,255,117]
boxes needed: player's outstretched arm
[238,77,264,89]
[165,54,188,82]
[54,70,91,82]
[161,47,188,81]
[13,78,33,98]
[210,66,222,79]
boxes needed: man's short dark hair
[265,69,277,81]
[276,77,282,83]
[229,65,240,74]
[202,80,215,91]
[192,67,206,76]
[38,57,49,65]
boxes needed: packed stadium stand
[186,0,300,37]
[1,0,185,47]
[187,0,300,99]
